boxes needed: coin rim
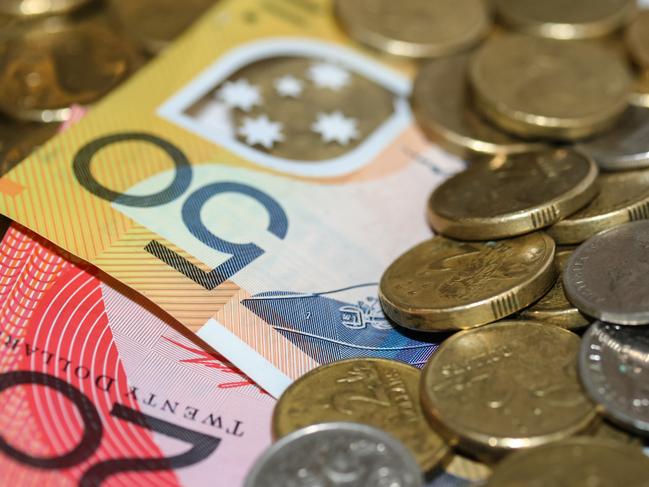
[626,10,649,70]
[244,421,424,487]
[0,0,92,16]
[427,150,599,240]
[272,357,450,471]
[420,320,598,455]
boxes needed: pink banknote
[0,220,273,486]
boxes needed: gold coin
[495,0,636,40]
[588,419,644,446]
[334,0,490,59]
[272,358,449,471]
[0,0,94,16]
[627,10,649,70]
[112,0,217,54]
[547,169,649,244]
[379,233,556,332]
[631,71,649,108]
[0,116,58,175]
[411,54,546,157]
[421,321,597,457]
[484,438,649,486]
[470,34,632,140]
[0,14,142,122]
[428,149,598,240]
[519,251,589,329]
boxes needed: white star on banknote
[312,111,359,145]
[308,63,351,91]
[274,75,304,98]
[217,79,262,112]
[239,115,284,148]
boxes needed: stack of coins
[247,1,649,485]
[0,0,218,176]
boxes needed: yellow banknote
[0,0,464,401]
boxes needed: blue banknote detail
[241,283,440,367]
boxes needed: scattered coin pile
[0,0,217,176]
[247,1,649,485]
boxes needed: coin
[0,15,142,122]
[0,116,58,175]
[519,251,589,329]
[631,71,649,108]
[379,233,556,332]
[0,0,94,16]
[470,34,632,140]
[411,54,546,157]
[548,169,649,245]
[421,321,597,457]
[495,0,636,40]
[627,10,649,69]
[580,322,649,435]
[112,0,217,54]
[564,221,649,325]
[245,422,423,487]
[334,0,490,59]
[484,438,649,486]
[577,106,649,171]
[588,418,644,445]
[272,358,449,471]
[428,149,598,240]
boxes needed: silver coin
[564,221,649,325]
[580,322,649,436]
[244,422,423,487]
[578,106,649,171]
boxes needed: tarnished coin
[564,220,649,325]
[485,438,649,486]
[580,322,649,435]
[0,15,142,122]
[411,54,546,157]
[548,168,649,244]
[379,234,556,332]
[428,149,598,240]
[470,34,632,140]
[0,116,58,175]
[519,251,589,329]
[578,106,649,171]
[334,0,490,59]
[245,422,423,487]
[272,358,449,471]
[631,71,649,108]
[495,0,636,39]
[627,10,649,69]
[421,321,597,457]
[112,0,217,54]
[0,0,94,16]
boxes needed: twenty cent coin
[519,251,589,329]
[421,321,597,457]
[334,0,490,59]
[379,233,556,332]
[470,34,632,140]
[495,0,636,40]
[580,322,649,435]
[411,54,546,157]
[485,438,649,487]
[428,149,598,240]
[564,220,649,325]
[272,358,448,471]
[245,422,423,487]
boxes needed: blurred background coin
[411,54,546,157]
[334,0,490,58]
[0,115,59,175]
[484,438,649,486]
[631,71,649,108]
[272,358,449,471]
[470,34,632,140]
[420,321,597,458]
[245,422,424,487]
[580,322,649,436]
[428,150,598,240]
[519,250,589,329]
[379,233,556,332]
[495,0,636,40]
[627,9,649,69]
[0,0,95,17]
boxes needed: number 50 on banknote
[0,0,463,397]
